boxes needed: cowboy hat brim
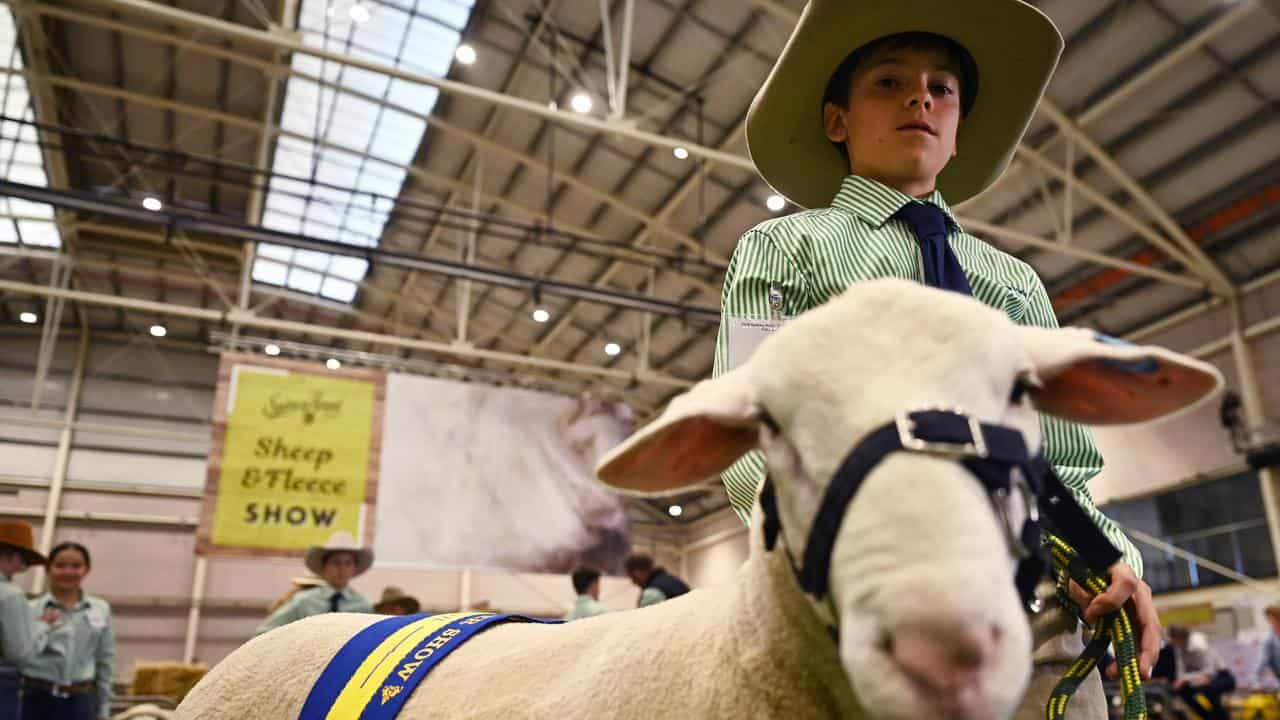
[746,0,1063,209]
[0,541,46,567]
[304,546,373,577]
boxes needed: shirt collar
[830,175,962,231]
[38,592,89,611]
[323,583,349,598]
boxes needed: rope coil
[1044,532,1147,720]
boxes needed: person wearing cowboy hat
[0,519,61,716]
[714,0,1159,713]
[254,532,374,636]
[373,587,421,616]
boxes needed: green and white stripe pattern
[712,175,1142,576]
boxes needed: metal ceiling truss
[0,0,1274,416]
[6,0,1224,296]
[0,178,722,321]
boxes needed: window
[1102,470,1277,594]
[0,8,61,248]
[255,0,476,303]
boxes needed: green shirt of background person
[255,532,374,636]
[21,542,116,720]
[0,519,57,717]
[563,568,609,621]
[722,0,1161,683]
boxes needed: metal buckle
[895,407,989,458]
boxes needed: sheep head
[597,279,1221,720]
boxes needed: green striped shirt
[712,174,1142,576]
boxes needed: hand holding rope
[1044,531,1148,720]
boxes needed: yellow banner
[210,368,375,550]
[1157,602,1216,628]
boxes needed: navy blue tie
[329,593,341,612]
[893,202,972,295]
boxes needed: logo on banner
[262,391,344,425]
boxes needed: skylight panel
[0,7,62,249]
[256,0,476,304]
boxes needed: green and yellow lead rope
[1043,532,1146,720]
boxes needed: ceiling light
[347,3,370,23]
[667,504,683,518]
[570,92,593,114]
[766,194,786,212]
[142,197,163,211]
[149,324,167,338]
[264,344,281,356]
[532,308,550,323]
[673,147,689,160]
[326,358,342,370]
[604,342,621,357]
[455,44,477,65]
[19,312,37,324]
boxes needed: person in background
[563,568,609,621]
[20,542,115,720]
[1164,625,1235,720]
[0,520,58,720]
[266,575,324,615]
[624,554,689,608]
[373,587,421,616]
[255,532,373,635]
[1256,603,1280,687]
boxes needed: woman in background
[21,541,116,720]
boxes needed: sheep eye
[760,410,782,434]
[1009,380,1029,404]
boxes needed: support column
[459,569,473,610]
[30,259,71,411]
[1229,297,1280,571]
[183,556,209,663]
[31,325,89,591]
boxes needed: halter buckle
[895,408,989,458]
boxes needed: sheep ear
[596,368,760,495]
[1018,326,1223,425]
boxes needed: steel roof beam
[0,276,696,388]
[0,179,721,322]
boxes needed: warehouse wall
[1,272,1276,679]
[682,509,749,589]
[0,333,682,678]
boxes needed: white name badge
[726,316,791,371]
[87,607,107,629]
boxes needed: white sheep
[176,280,1220,720]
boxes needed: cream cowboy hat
[304,531,373,577]
[746,0,1063,209]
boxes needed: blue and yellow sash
[298,612,559,720]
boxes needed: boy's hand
[1066,562,1160,680]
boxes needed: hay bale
[113,704,175,720]
[130,662,208,703]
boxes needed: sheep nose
[888,621,1000,697]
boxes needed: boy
[256,532,374,635]
[563,568,610,621]
[717,1,1158,713]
